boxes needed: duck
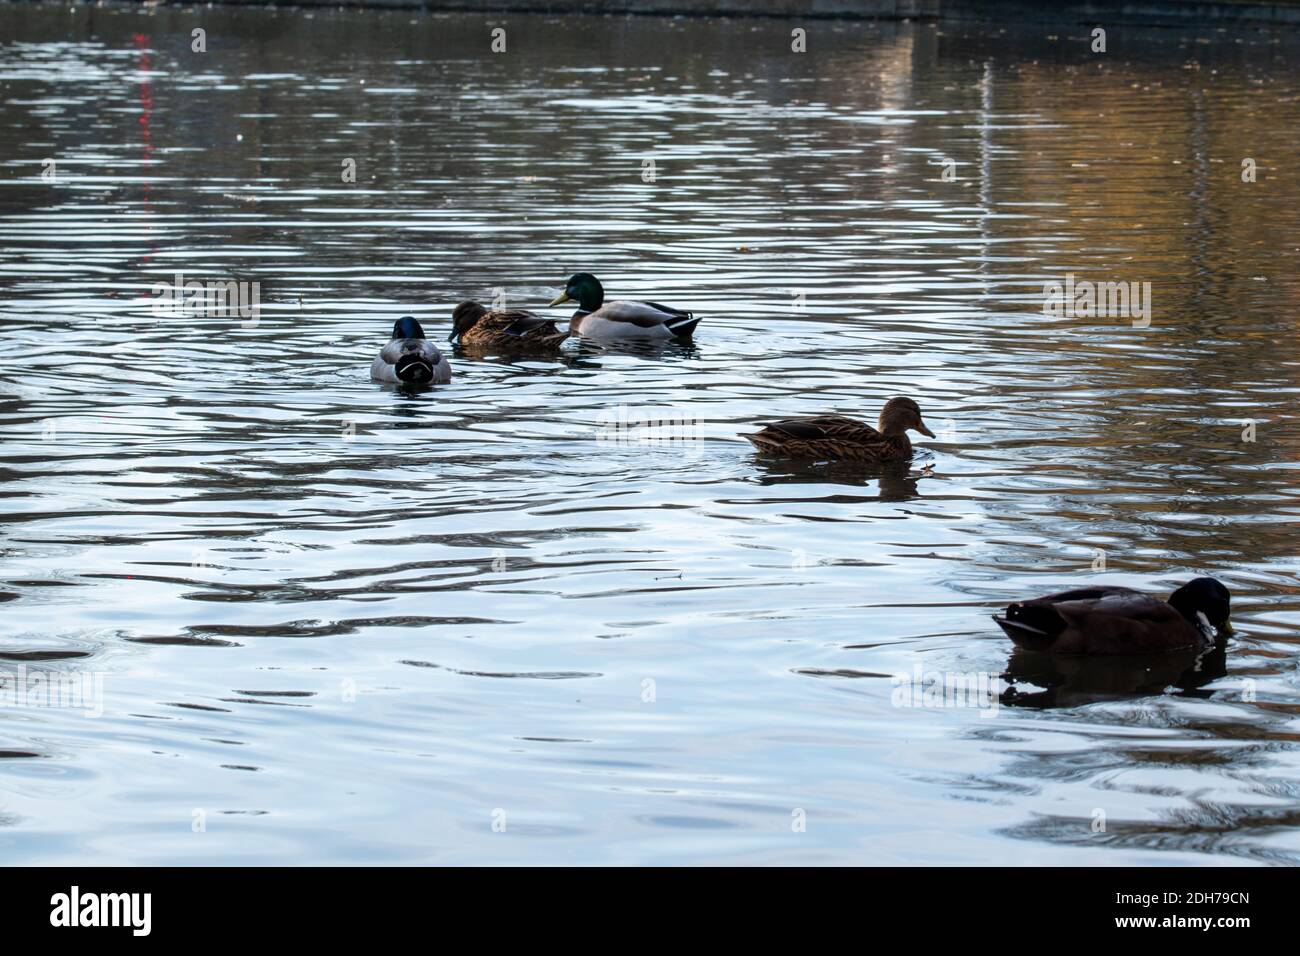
[370,316,451,385]
[448,301,570,352]
[548,272,701,342]
[992,577,1232,655]
[743,396,935,463]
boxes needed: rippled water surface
[2,2,1300,865]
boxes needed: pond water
[2,2,1299,865]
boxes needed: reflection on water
[1001,639,1230,709]
[1,3,1299,865]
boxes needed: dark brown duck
[449,302,570,352]
[993,577,1232,655]
[744,396,936,463]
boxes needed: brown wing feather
[997,586,1204,655]
[763,416,882,442]
[1052,590,1201,654]
[744,415,911,462]
[461,309,569,350]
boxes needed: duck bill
[1219,620,1234,636]
[917,420,936,439]
[548,292,572,308]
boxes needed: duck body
[450,302,570,352]
[570,301,700,342]
[993,577,1232,656]
[744,397,934,463]
[371,316,451,385]
[550,273,700,342]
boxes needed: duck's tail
[992,604,1061,651]
[665,313,701,339]
[395,354,435,384]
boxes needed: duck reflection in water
[751,457,930,501]
[570,335,701,361]
[1000,638,1229,709]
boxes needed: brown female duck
[743,396,935,463]
[449,302,570,352]
[993,577,1232,655]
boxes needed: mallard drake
[370,316,451,385]
[743,396,935,463]
[548,272,700,342]
[993,577,1232,655]
[448,302,570,352]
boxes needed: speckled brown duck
[743,396,935,463]
[449,301,570,352]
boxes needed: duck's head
[1168,577,1232,636]
[449,302,489,342]
[393,316,426,340]
[878,396,935,439]
[549,272,604,313]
